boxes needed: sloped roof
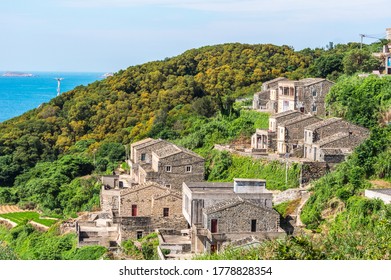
[120,181,167,197]
[280,114,320,127]
[153,144,204,159]
[316,132,350,147]
[271,110,300,118]
[299,78,326,86]
[153,189,182,200]
[320,148,344,155]
[204,197,274,215]
[305,117,342,131]
[263,77,288,87]
[131,138,155,148]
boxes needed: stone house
[129,138,205,191]
[251,110,302,152]
[277,114,321,154]
[253,77,334,116]
[303,118,369,162]
[277,78,334,116]
[118,182,187,240]
[253,77,288,112]
[182,179,282,254]
[98,180,187,242]
[308,132,368,162]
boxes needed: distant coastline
[2,71,34,77]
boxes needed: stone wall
[154,152,205,191]
[300,161,336,185]
[285,117,321,143]
[301,81,333,116]
[100,187,120,212]
[120,184,167,217]
[204,202,279,233]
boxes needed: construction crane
[359,33,384,49]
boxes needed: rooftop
[271,110,302,120]
[305,117,342,131]
[204,197,270,215]
[263,77,288,87]
[320,148,344,155]
[316,132,350,146]
[299,78,327,86]
[280,114,320,127]
[153,143,204,159]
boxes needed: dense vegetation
[0,223,108,260]
[0,41,389,259]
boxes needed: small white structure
[365,189,391,204]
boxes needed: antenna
[55,78,64,96]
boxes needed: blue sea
[0,72,106,123]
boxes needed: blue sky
[0,0,389,72]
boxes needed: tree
[342,49,380,75]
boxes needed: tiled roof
[153,189,182,200]
[280,114,320,127]
[263,77,288,86]
[271,110,302,120]
[305,118,342,131]
[120,181,165,196]
[154,143,204,159]
[203,197,272,214]
[299,78,326,86]
[132,138,170,151]
[320,148,344,155]
[154,144,181,158]
[204,197,245,214]
[131,138,155,148]
[316,132,349,146]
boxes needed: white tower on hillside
[55,78,64,96]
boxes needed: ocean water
[0,72,105,123]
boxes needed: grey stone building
[253,77,334,116]
[253,77,288,112]
[251,110,302,152]
[276,114,321,154]
[98,180,187,242]
[129,138,205,191]
[182,179,282,254]
[303,118,369,162]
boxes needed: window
[312,90,317,97]
[312,105,317,112]
[131,205,137,217]
[163,208,169,217]
[165,165,172,172]
[140,153,146,161]
[136,231,143,239]
[185,165,192,173]
[251,220,257,232]
[211,219,218,233]
[165,184,171,189]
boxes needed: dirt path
[0,205,25,214]
[370,180,391,189]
